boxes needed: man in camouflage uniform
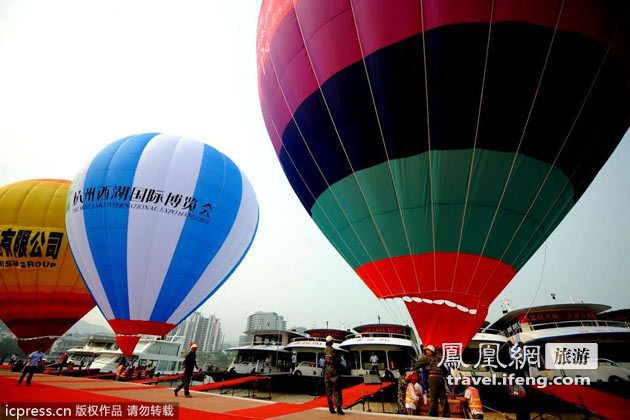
[397,367,409,414]
[413,345,450,417]
[324,335,344,415]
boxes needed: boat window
[168,361,177,371]
[296,352,316,364]
[160,344,179,356]
[361,350,386,370]
[94,354,119,363]
[145,343,162,355]
[348,351,360,370]
[157,360,169,371]
[388,351,411,370]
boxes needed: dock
[0,370,413,419]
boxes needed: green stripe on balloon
[311,149,574,271]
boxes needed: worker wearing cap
[174,343,199,398]
[324,335,344,415]
[413,345,450,417]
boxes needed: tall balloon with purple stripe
[66,133,259,356]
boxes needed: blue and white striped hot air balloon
[65,133,258,355]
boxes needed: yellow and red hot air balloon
[257,0,630,348]
[0,179,95,353]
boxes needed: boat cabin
[340,324,420,379]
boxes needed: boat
[488,301,630,403]
[226,329,306,375]
[86,335,186,375]
[66,334,117,366]
[339,323,421,380]
[282,328,351,395]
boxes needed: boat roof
[489,303,611,329]
[597,308,630,321]
[226,345,289,353]
[304,328,352,340]
[243,329,307,337]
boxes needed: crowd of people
[115,356,157,381]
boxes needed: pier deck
[0,370,413,419]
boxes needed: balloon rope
[450,0,495,292]
[267,81,408,327]
[465,0,566,295]
[348,0,421,294]
[292,0,410,298]
[418,0,438,291]
[475,19,621,299]
[521,241,548,322]
[266,23,398,300]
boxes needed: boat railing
[344,333,411,340]
[529,319,630,331]
[288,337,328,343]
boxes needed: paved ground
[0,370,431,419]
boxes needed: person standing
[174,343,199,398]
[291,352,297,371]
[397,367,409,414]
[462,385,484,419]
[413,345,450,417]
[17,345,45,386]
[405,373,421,415]
[369,352,379,374]
[324,335,344,415]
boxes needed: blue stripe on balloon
[150,144,243,322]
[83,133,158,320]
[173,203,259,325]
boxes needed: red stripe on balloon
[405,299,489,350]
[354,253,516,304]
[107,319,175,337]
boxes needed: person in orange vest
[462,385,484,419]
[404,373,422,415]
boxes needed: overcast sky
[1,0,629,343]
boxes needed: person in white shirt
[291,352,297,370]
[17,345,45,386]
[369,352,379,374]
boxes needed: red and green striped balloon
[256,0,630,347]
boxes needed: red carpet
[536,385,630,420]
[227,382,393,418]
[130,372,204,384]
[190,375,270,391]
[0,376,245,420]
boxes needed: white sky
[1,0,629,343]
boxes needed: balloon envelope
[257,0,630,347]
[0,179,95,353]
[66,133,259,356]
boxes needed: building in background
[238,311,288,346]
[246,311,287,331]
[167,312,223,352]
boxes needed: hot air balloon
[257,0,630,347]
[0,179,95,353]
[65,133,259,356]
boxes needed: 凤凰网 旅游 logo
[545,343,597,370]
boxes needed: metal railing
[344,333,412,340]
[529,319,630,331]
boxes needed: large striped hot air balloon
[257,0,630,347]
[0,179,95,353]
[66,133,259,356]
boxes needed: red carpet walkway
[190,375,270,391]
[226,382,393,418]
[536,384,630,420]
